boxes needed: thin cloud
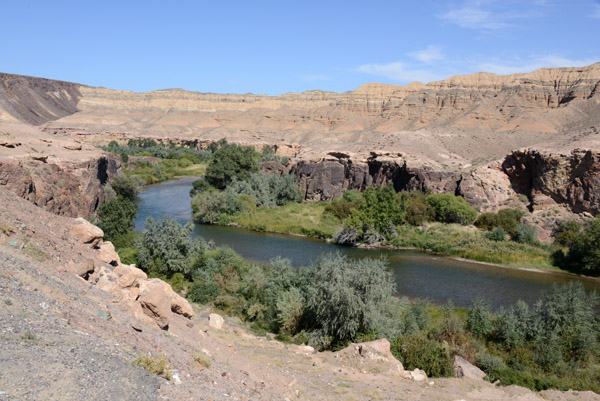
[409,45,444,64]
[437,1,548,31]
[476,55,599,75]
[358,61,443,83]
[592,4,600,18]
[438,5,509,30]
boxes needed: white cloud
[437,0,549,31]
[438,5,509,30]
[357,61,443,83]
[409,45,444,64]
[299,73,330,82]
[592,4,600,18]
[476,55,599,75]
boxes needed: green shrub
[552,219,581,248]
[564,216,600,273]
[133,355,171,379]
[341,185,405,242]
[402,301,430,335]
[191,190,242,224]
[478,208,526,235]
[532,282,598,364]
[474,212,497,231]
[475,351,505,373]
[136,217,208,280]
[110,175,143,201]
[226,172,300,207]
[190,178,211,197]
[342,190,362,203]
[305,253,395,342]
[495,300,531,349]
[425,193,478,225]
[496,208,525,234]
[391,334,454,377]
[486,226,506,241]
[512,224,537,245]
[276,287,304,334]
[467,300,494,339]
[97,198,137,242]
[405,194,435,226]
[324,197,358,220]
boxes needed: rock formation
[1,64,599,217]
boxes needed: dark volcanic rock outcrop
[292,149,600,217]
[502,149,600,214]
[290,157,462,201]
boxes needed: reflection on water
[135,177,600,309]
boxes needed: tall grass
[226,201,342,238]
[391,223,553,269]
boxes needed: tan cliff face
[1,64,600,219]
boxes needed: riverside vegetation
[113,212,600,393]
[95,140,600,393]
[99,138,600,274]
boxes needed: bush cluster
[191,172,301,224]
[475,208,525,233]
[97,175,142,244]
[466,283,599,381]
[554,216,600,273]
[103,139,211,164]
[204,140,259,189]
[333,188,479,246]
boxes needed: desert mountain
[1,64,599,222]
[1,63,599,163]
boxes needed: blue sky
[1,0,598,94]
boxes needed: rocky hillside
[1,184,598,401]
[30,62,600,135]
[0,73,83,125]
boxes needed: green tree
[97,198,137,242]
[565,217,600,273]
[347,185,405,234]
[205,141,259,189]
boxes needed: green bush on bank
[556,216,600,274]
[475,208,525,235]
[97,175,142,245]
[424,193,478,225]
[129,217,600,392]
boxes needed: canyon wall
[290,149,600,216]
[1,64,599,218]
[0,155,120,218]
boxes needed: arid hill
[1,64,599,222]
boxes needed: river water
[134,177,600,309]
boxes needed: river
[134,177,600,309]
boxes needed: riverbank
[213,202,556,271]
[125,159,207,185]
